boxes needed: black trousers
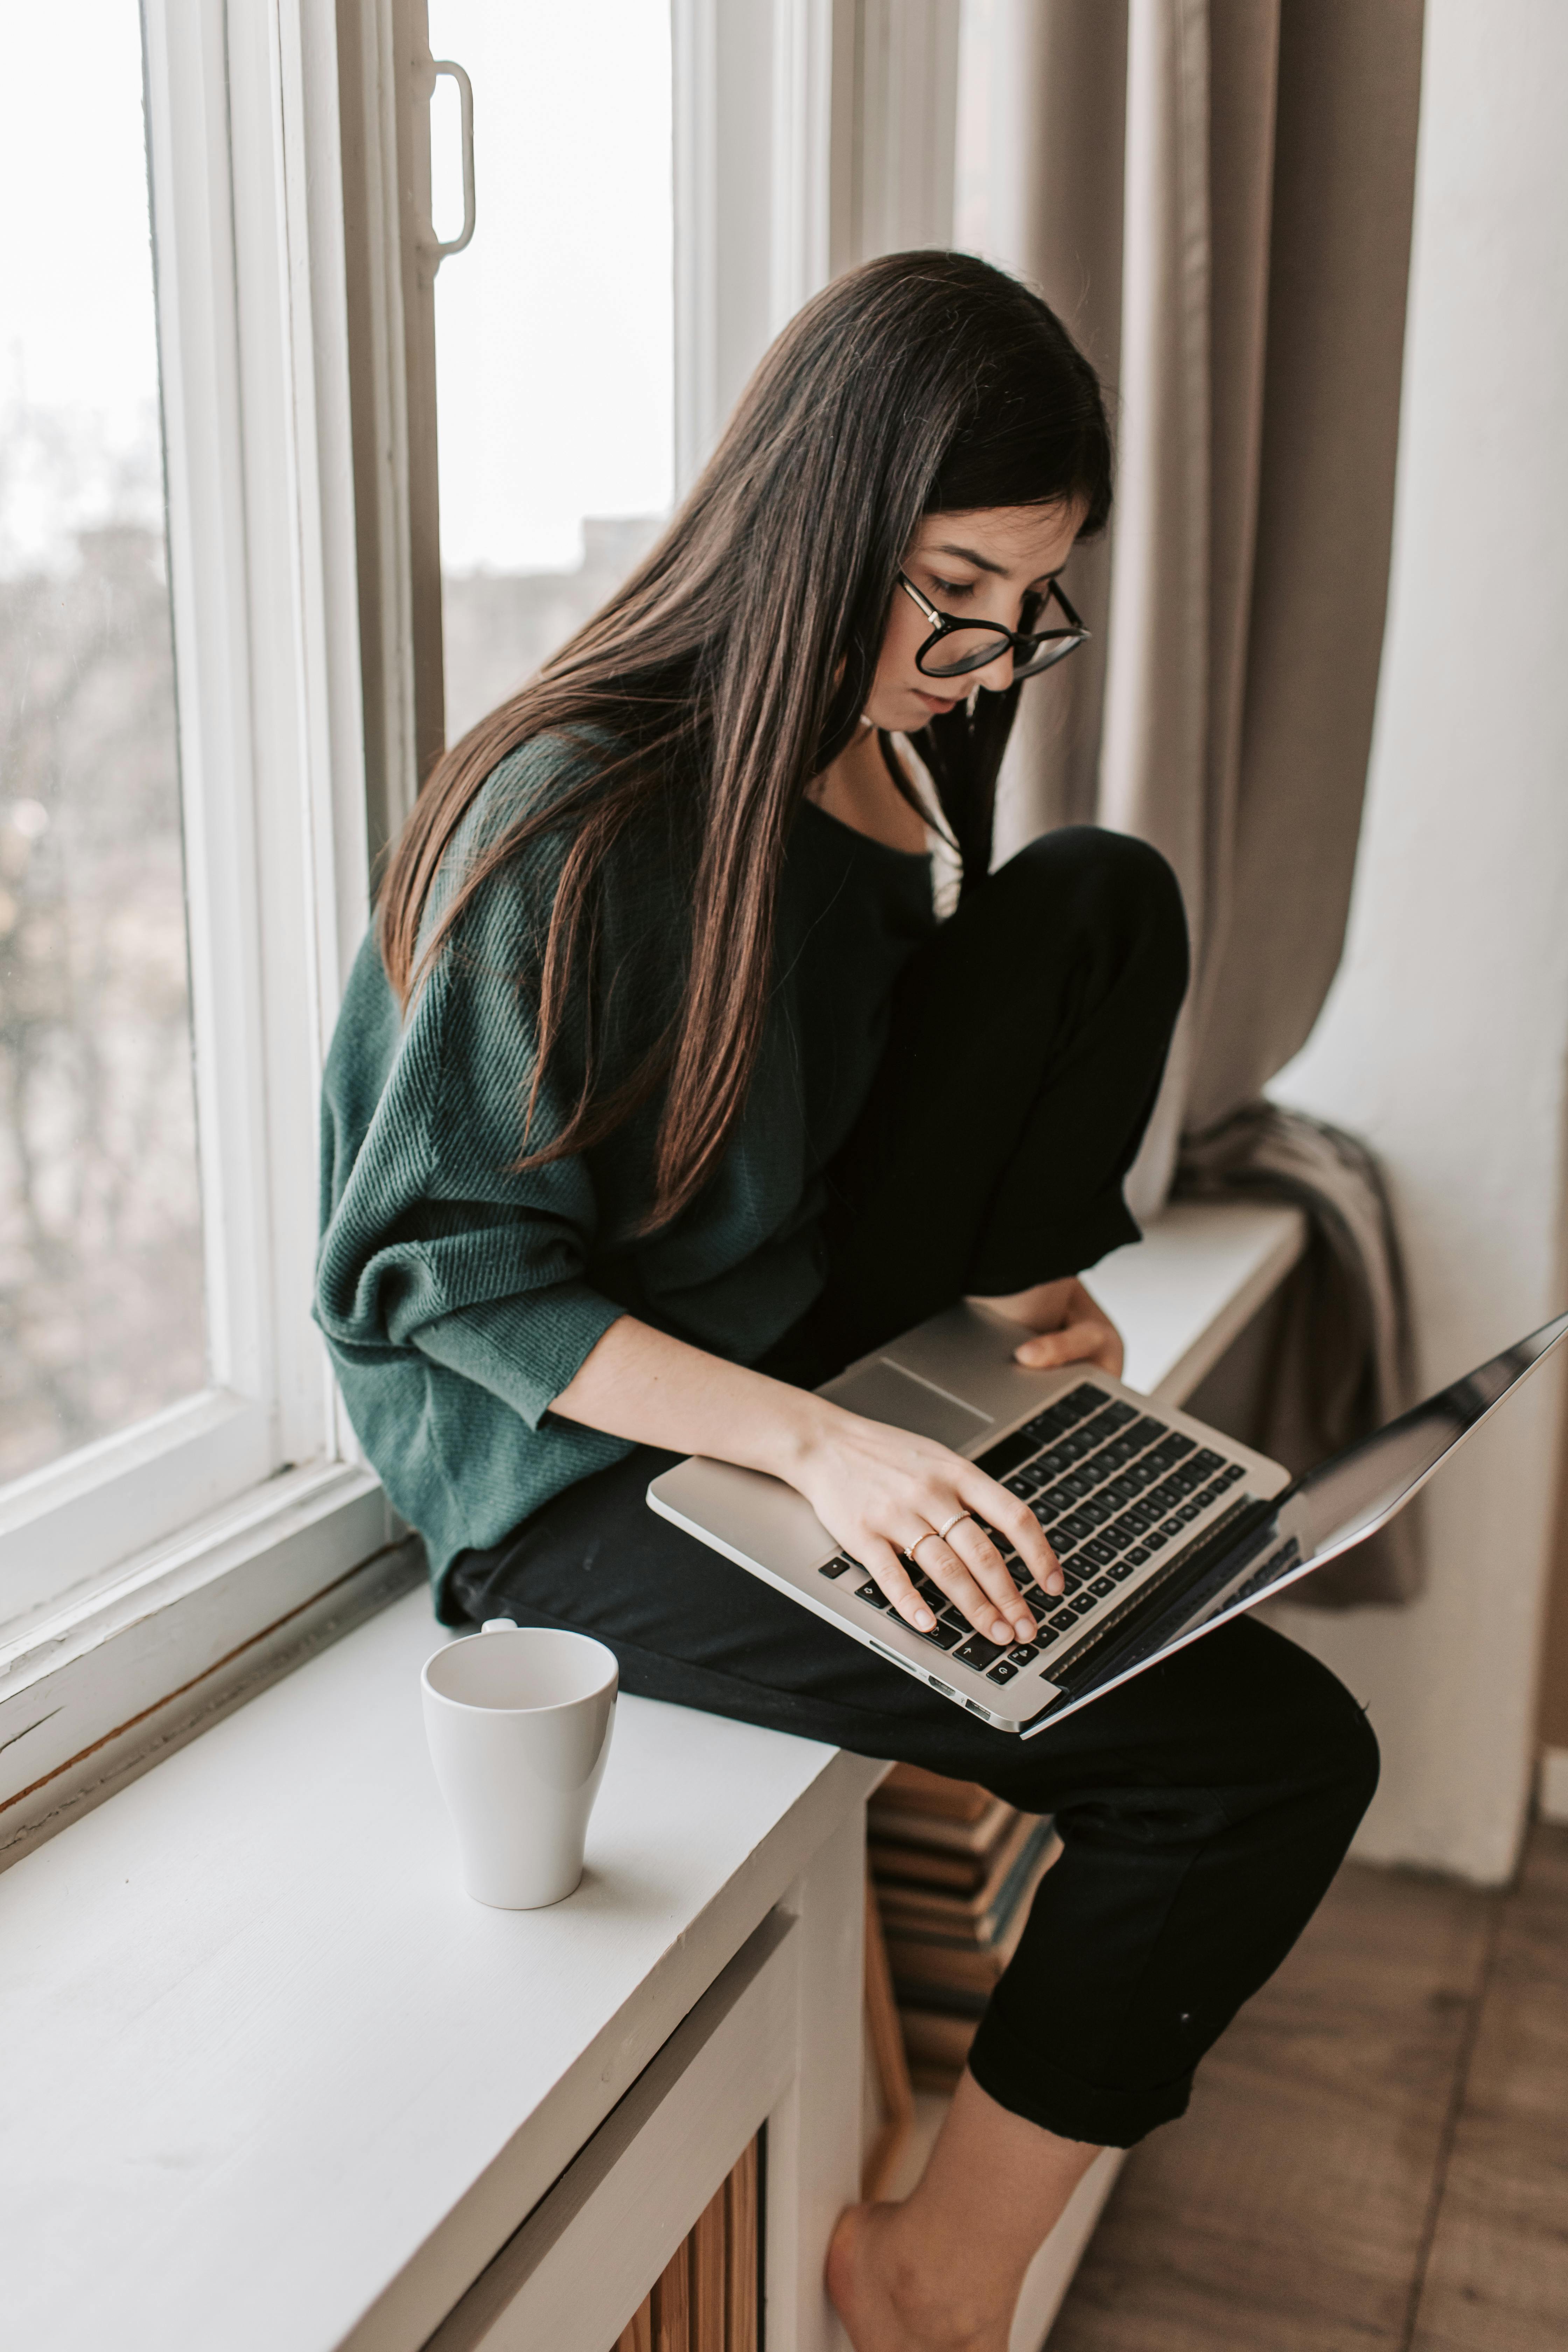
[450,829,1379,2148]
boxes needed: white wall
[1265,0,1568,1883]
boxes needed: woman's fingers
[860,1535,941,1633]
[1012,1314,1120,1377]
[1009,1278,1125,1377]
[960,1479,1062,1595]
[943,1516,1037,1642]
[903,1531,1018,1643]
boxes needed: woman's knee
[996,826,1189,1000]
[1327,1676,1381,1817]
[1239,1625,1381,1825]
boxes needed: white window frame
[672,0,959,490]
[0,0,406,1857]
[0,0,962,1865]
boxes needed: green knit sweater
[315,731,935,1616]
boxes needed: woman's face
[863,501,1085,735]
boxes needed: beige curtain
[973,0,1427,1601]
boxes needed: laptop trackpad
[824,1358,992,1450]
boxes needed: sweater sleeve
[314,742,631,1429]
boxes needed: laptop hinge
[1044,1497,1282,1699]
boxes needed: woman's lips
[913,686,962,715]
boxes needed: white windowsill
[0,1462,413,1860]
[0,1200,1306,2351]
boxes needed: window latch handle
[415,50,475,269]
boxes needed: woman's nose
[971,641,1015,694]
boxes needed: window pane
[0,5,204,1483]
[428,0,676,741]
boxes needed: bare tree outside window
[0,7,204,1486]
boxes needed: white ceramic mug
[421,1621,618,1909]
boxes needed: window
[1,0,389,1835]
[428,0,676,742]
[0,10,203,1489]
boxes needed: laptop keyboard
[818,1382,1249,1694]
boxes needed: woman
[318,252,1377,2352]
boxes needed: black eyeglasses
[898,570,1090,681]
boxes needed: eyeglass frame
[896,569,1090,682]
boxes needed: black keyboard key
[1089,1574,1116,1597]
[1177,1501,1203,1523]
[1079,1496,1114,1528]
[1219,1462,1246,1486]
[1144,1531,1168,1552]
[1049,1608,1078,1632]
[1160,1517,1185,1538]
[1007,1643,1039,1666]
[1107,1559,1138,1582]
[1082,1537,1118,1568]
[1003,1472,1035,1497]
[855,1579,891,1609]
[987,1659,1020,1685]
[1125,1545,1150,1566]
[1069,1592,1097,1616]
[819,1553,856,1578]
[1101,1475,1141,1506]
[953,1633,1006,1669]
[1036,1625,1060,1648]
[1192,1449,1224,1474]
[916,1619,965,1651]
[1057,1513,1093,1544]
[1055,1384,1102,1421]
[1194,1482,1225,1508]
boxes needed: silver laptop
[648,1298,1568,1735]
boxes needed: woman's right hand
[551,1314,1061,1647]
[783,1399,1063,1647]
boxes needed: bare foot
[827,2200,1010,2352]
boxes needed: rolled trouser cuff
[966,1999,1194,2149]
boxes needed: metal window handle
[417,52,475,268]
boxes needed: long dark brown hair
[379,250,1111,1229]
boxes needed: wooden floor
[1048,1820,1568,2352]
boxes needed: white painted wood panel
[0,1590,882,2352]
[426,1911,798,2351]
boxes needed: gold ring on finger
[909,1528,947,1561]
[937,1511,973,1544]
